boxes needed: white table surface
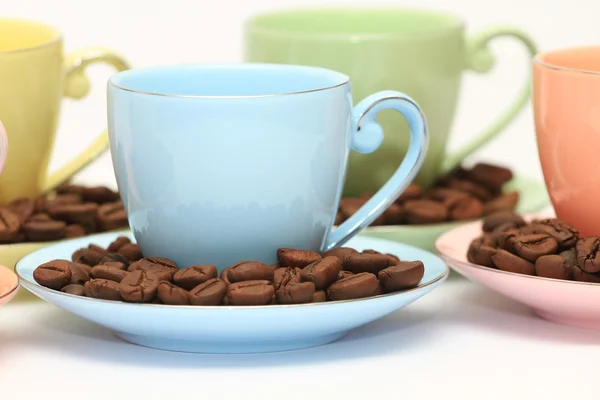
[2,271,599,400]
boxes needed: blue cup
[107,64,429,270]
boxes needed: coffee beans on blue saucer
[32,236,425,305]
[467,211,600,283]
[337,162,518,226]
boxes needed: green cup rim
[245,7,465,41]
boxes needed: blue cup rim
[108,63,351,99]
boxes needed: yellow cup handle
[40,47,130,193]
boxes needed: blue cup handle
[324,90,430,251]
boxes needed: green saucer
[359,175,549,252]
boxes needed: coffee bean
[157,281,190,305]
[72,246,106,266]
[65,224,86,238]
[100,252,130,266]
[385,253,401,265]
[129,257,178,280]
[81,186,120,204]
[404,199,448,224]
[482,211,526,232]
[91,265,129,282]
[227,261,274,283]
[273,267,302,291]
[107,236,131,252]
[446,178,492,200]
[572,266,600,283]
[0,208,21,241]
[397,183,422,202]
[300,257,341,290]
[447,196,483,221]
[467,163,513,193]
[529,219,578,250]
[8,198,34,222]
[220,268,232,285]
[275,278,315,305]
[173,265,218,290]
[189,278,227,305]
[68,261,91,284]
[535,255,572,280]
[312,290,327,302]
[34,197,46,213]
[84,279,121,301]
[343,252,390,275]
[482,192,519,215]
[45,193,82,210]
[335,210,344,225]
[491,249,535,275]
[23,219,66,242]
[128,263,172,281]
[428,188,470,208]
[226,280,274,306]
[576,237,600,273]
[467,237,497,267]
[321,247,358,263]
[97,201,128,231]
[277,248,321,268]
[28,212,51,222]
[337,270,354,280]
[119,270,159,303]
[559,248,578,267]
[47,202,98,225]
[118,243,143,261]
[513,234,558,262]
[61,284,86,296]
[378,261,424,292]
[327,272,379,301]
[101,261,127,271]
[56,184,85,196]
[383,203,406,224]
[34,260,72,289]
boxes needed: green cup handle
[441,26,537,172]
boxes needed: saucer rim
[0,265,19,299]
[17,234,449,310]
[434,216,600,288]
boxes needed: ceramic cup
[534,46,600,236]
[0,18,130,203]
[0,120,8,176]
[245,7,537,196]
[108,64,428,269]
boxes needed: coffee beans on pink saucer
[0,183,128,244]
[467,211,600,283]
[32,236,426,305]
[337,162,518,226]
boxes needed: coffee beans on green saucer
[467,211,600,283]
[33,236,426,305]
[337,162,518,226]
[0,184,128,244]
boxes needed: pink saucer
[0,264,18,306]
[435,217,600,331]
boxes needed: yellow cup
[0,18,130,203]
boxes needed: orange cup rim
[534,45,600,76]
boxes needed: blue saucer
[16,231,448,354]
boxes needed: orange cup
[534,46,600,236]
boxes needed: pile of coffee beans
[337,162,518,226]
[467,211,600,283]
[0,184,127,244]
[32,236,425,305]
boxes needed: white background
[2,1,600,399]
[3,0,600,188]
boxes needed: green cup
[245,8,537,197]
